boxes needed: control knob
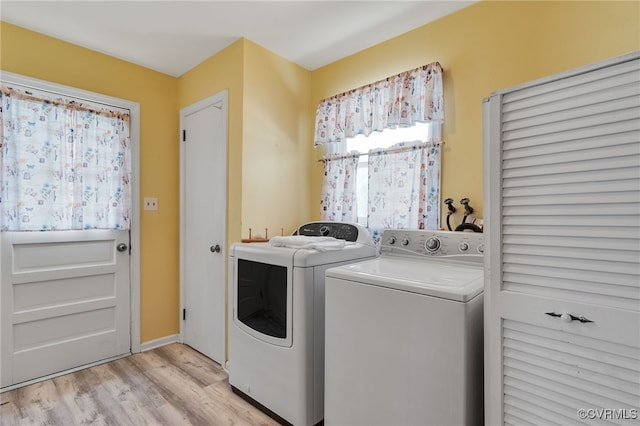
[319,225,330,236]
[387,236,397,245]
[401,238,410,246]
[459,242,469,252]
[425,236,440,253]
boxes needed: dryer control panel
[297,221,372,244]
[381,229,484,262]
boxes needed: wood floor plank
[0,343,281,426]
[202,380,279,426]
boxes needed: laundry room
[1,1,638,424]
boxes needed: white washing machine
[228,222,377,426]
[324,229,484,426]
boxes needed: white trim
[179,90,228,364]
[0,71,142,355]
[140,334,180,352]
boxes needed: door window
[0,84,131,231]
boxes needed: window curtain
[367,141,441,241]
[320,152,359,223]
[0,86,131,231]
[314,62,443,146]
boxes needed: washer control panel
[381,229,484,261]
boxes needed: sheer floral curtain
[0,85,131,231]
[367,141,441,242]
[314,62,443,146]
[320,152,359,223]
[315,62,444,235]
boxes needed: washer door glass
[237,259,288,339]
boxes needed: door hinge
[183,308,186,321]
[182,129,186,142]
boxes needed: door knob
[210,244,221,253]
[117,243,128,252]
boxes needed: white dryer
[228,222,377,426]
[324,229,484,426]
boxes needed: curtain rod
[317,141,443,162]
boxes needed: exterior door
[483,52,640,424]
[180,91,227,364]
[0,72,139,389]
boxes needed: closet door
[483,52,640,425]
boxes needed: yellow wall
[177,39,245,249]
[242,40,311,238]
[2,0,638,344]
[1,22,180,343]
[309,0,640,227]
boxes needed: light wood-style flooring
[0,343,281,426]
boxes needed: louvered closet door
[483,52,640,426]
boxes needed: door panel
[181,91,227,364]
[1,230,130,387]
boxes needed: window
[315,62,444,239]
[321,123,441,239]
[346,123,434,225]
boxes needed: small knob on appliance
[319,225,330,236]
[459,242,469,252]
[478,243,484,254]
[425,237,440,252]
[401,238,410,246]
[387,236,397,245]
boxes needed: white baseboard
[140,334,180,352]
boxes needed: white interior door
[1,230,131,388]
[180,91,227,364]
[483,53,640,425]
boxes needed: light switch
[144,197,158,211]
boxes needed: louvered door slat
[503,143,639,170]
[502,131,638,159]
[503,234,639,251]
[503,224,639,239]
[501,59,639,105]
[502,177,640,197]
[501,120,638,151]
[503,95,640,133]
[504,390,585,426]
[503,166,639,186]
[502,191,640,207]
[502,80,640,123]
[503,263,637,290]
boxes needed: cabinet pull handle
[545,312,594,323]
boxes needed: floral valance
[314,62,443,146]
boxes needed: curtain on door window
[320,152,359,223]
[0,86,131,231]
[367,141,441,240]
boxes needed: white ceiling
[1,1,476,77]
